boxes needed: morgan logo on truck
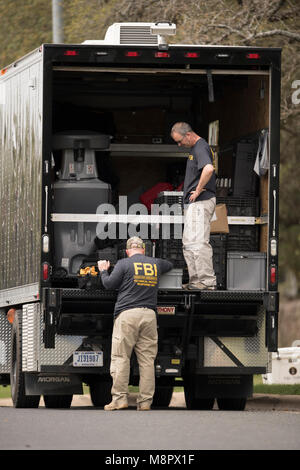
[37,376,71,383]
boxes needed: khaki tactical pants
[110,307,158,407]
[182,197,217,287]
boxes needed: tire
[89,377,112,407]
[184,376,215,410]
[217,397,247,411]
[152,386,173,408]
[10,311,40,408]
[43,395,73,408]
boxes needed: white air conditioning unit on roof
[82,22,176,46]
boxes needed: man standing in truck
[171,122,217,290]
[98,236,173,411]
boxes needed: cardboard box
[210,204,229,233]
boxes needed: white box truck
[0,22,280,410]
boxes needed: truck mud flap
[193,374,253,399]
[25,373,82,396]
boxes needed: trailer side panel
[0,54,43,303]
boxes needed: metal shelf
[104,144,189,157]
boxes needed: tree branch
[267,0,286,20]
[252,29,300,42]
[207,23,248,39]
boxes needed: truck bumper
[38,287,278,380]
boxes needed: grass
[1,375,300,400]
[253,374,300,395]
[0,385,11,399]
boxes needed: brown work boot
[137,403,151,411]
[104,401,128,411]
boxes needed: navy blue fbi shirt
[183,138,216,205]
[100,254,173,318]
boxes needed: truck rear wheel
[152,386,173,408]
[89,376,112,407]
[10,311,40,408]
[217,397,247,411]
[43,395,73,408]
[184,376,215,410]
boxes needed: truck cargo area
[50,66,270,291]
[46,62,276,388]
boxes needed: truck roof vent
[119,25,158,45]
[82,22,176,47]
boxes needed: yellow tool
[79,266,98,277]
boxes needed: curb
[1,392,300,411]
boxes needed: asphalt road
[1,393,300,451]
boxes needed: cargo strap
[180,294,196,362]
[206,69,215,103]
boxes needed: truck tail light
[64,50,79,56]
[155,52,170,58]
[246,53,260,59]
[7,308,16,324]
[270,265,276,284]
[43,262,50,281]
[184,52,199,58]
[125,51,140,57]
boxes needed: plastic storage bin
[216,196,260,216]
[159,269,183,289]
[227,251,266,290]
[155,191,184,206]
[227,225,259,251]
[262,345,300,384]
[156,239,185,268]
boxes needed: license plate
[157,306,176,315]
[73,351,103,367]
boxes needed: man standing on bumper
[171,122,217,290]
[98,237,173,411]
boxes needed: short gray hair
[171,122,193,137]
[126,236,144,249]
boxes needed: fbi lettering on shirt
[133,262,158,287]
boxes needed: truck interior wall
[111,156,185,196]
[205,76,269,144]
[204,75,270,252]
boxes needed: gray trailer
[0,23,280,409]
